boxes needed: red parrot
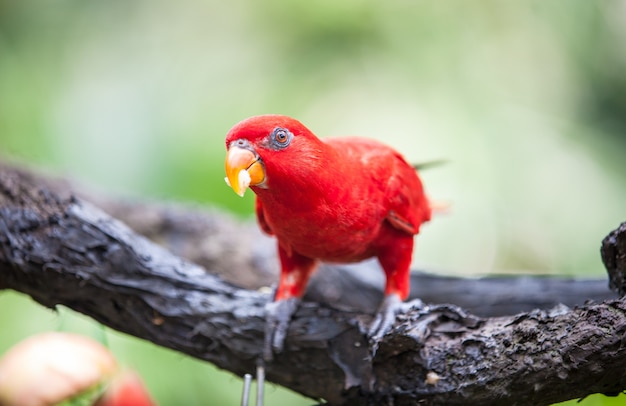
[224,115,432,360]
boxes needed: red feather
[226,115,431,301]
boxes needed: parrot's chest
[260,194,386,262]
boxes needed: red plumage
[224,114,432,357]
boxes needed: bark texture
[0,162,624,405]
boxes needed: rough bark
[94,199,617,318]
[0,162,624,405]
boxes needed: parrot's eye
[270,127,293,149]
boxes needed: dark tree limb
[0,162,624,405]
[94,197,616,318]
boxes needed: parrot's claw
[368,294,423,343]
[263,297,301,361]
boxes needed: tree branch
[0,162,623,405]
[93,195,616,318]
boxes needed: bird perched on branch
[224,114,432,360]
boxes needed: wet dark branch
[0,162,623,405]
[95,198,615,318]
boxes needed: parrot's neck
[253,145,347,212]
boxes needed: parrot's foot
[368,300,481,356]
[368,294,424,342]
[263,297,301,361]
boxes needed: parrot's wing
[386,209,419,234]
[255,197,274,235]
[384,153,431,236]
[325,136,431,236]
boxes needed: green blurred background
[1,1,625,404]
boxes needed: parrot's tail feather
[412,159,447,171]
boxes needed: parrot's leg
[369,236,415,341]
[263,245,318,361]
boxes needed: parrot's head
[224,114,324,197]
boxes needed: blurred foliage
[1,1,626,404]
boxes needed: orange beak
[224,146,265,197]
